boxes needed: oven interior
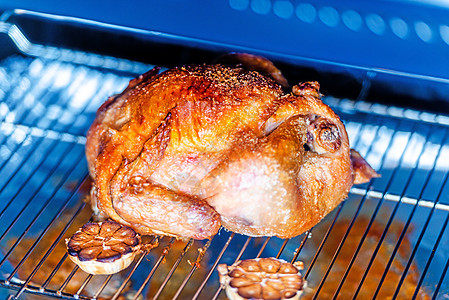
[0,6,449,299]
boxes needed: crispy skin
[86,63,377,239]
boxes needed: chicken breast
[85,58,377,240]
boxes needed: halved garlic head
[218,257,306,300]
[66,220,141,275]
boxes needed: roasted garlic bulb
[218,257,306,300]
[66,220,141,275]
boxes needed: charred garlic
[218,257,306,300]
[66,220,142,275]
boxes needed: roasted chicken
[85,55,378,240]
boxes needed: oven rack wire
[0,17,448,300]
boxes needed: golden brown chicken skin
[85,62,377,240]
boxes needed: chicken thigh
[85,59,377,240]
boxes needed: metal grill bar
[191,236,232,299]
[18,63,81,128]
[411,171,449,298]
[0,139,55,222]
[110,236,159,300]
[75,274,93,298]
[0,58,60,124]
[208,237,252,300]
[395,130,449,297]
[433,229,449,299]
[291,230,311,264]
[152,238,194,299]
[0,123,86,144]
[275,238,289,259]
[373,126,449,298]
[413,194,449,298]
[0,137,78,229]
[0,147,86,271]
[191,234,233,300]
[255,238,271,258]
[93,274,113,299]
[12,199,87,299]
[132,237,176,300]
[303,204,342,281]
[56,265,79,296]
[313,194,369,299]
[39,253,69,292]
[0,61,90,222]
[352,125,433,298]
[326,96,449,127]
[172,236,214,299]
[328,122,421,298]
[3,63,72,135]
[0,58,34,119]
[0,138,55,237]
[350,188,449,211]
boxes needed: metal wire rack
[1,16,449,300]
